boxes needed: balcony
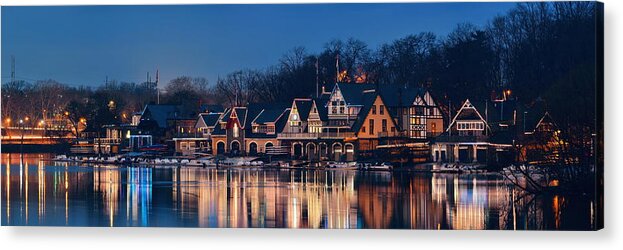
[278,132,355,140]
[93,138,122,144]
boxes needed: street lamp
[19,119,24,153]
[5,118,12,139]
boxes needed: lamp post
[19,118,24,154]
[5,118,11,139]
[523,111,528,134]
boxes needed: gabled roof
[141,104,178,128]
[293,99,313,121]
[350,92,391,133]
[275,109,291,133]
[522,100,551,131]
[252,103,291,124]
[333,83,376,105]
[313,98,329,121]
[210,108,231,136]
[197,113,221,128]
[376,84,425,107]
[231,107,248,128]
[447,99,491,132]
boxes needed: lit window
[233,124,239,137]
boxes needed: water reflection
[1,153,593,229]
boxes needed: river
[1,153,595,229]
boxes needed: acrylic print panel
[0,1,604,230]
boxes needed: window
[371,105,376,115]
[382,119,387,132]
[369,119,375,135]
[380,105,384,115]
[339,107,345,114]
[362,126,366,133]
[233,123,239,137]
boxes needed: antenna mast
[315,57,319,98]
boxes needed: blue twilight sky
[1,3,515,88]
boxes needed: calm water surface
[1,153,594,229]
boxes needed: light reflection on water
[1,153,594,229]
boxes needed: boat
[325,161,358,170]
[365,162,393,171]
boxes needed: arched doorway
[216,141,225,155]
[345,143,354,162]
[265,142,274,154]
[306,143,316,161]
[231,141,240,155]
[332,143,342,161]
[293,143,303,159]
[249,142,258,156]
[319,143,327,160]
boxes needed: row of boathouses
[82,82,559,166]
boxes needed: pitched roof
[376,84,424,107]
[350,92,382,132]
[232,107,248,128]
[335,83,376,105]
[275,109,291,133]
[211,108,231,135]
[141,104,178,128]
[522,100,550,131]
[198,113,221,128]
[293,99,313,121]
[313,98,329,121]
[447,99,491,132]
[252,103,291,124]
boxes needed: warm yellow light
[506,90,511,96]
[5,118,10,124]
[64,111,69,116]
[24,116,29,121]
[79,118,86,123]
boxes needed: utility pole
[315,57,319,98]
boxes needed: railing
[94,138,122,144]
[277,132,356,139]
[433,135,489,143]
[377,131,407,138]
[171,132,202,138]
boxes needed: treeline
[2,2,599,135]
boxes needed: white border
[1,0,621,249]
